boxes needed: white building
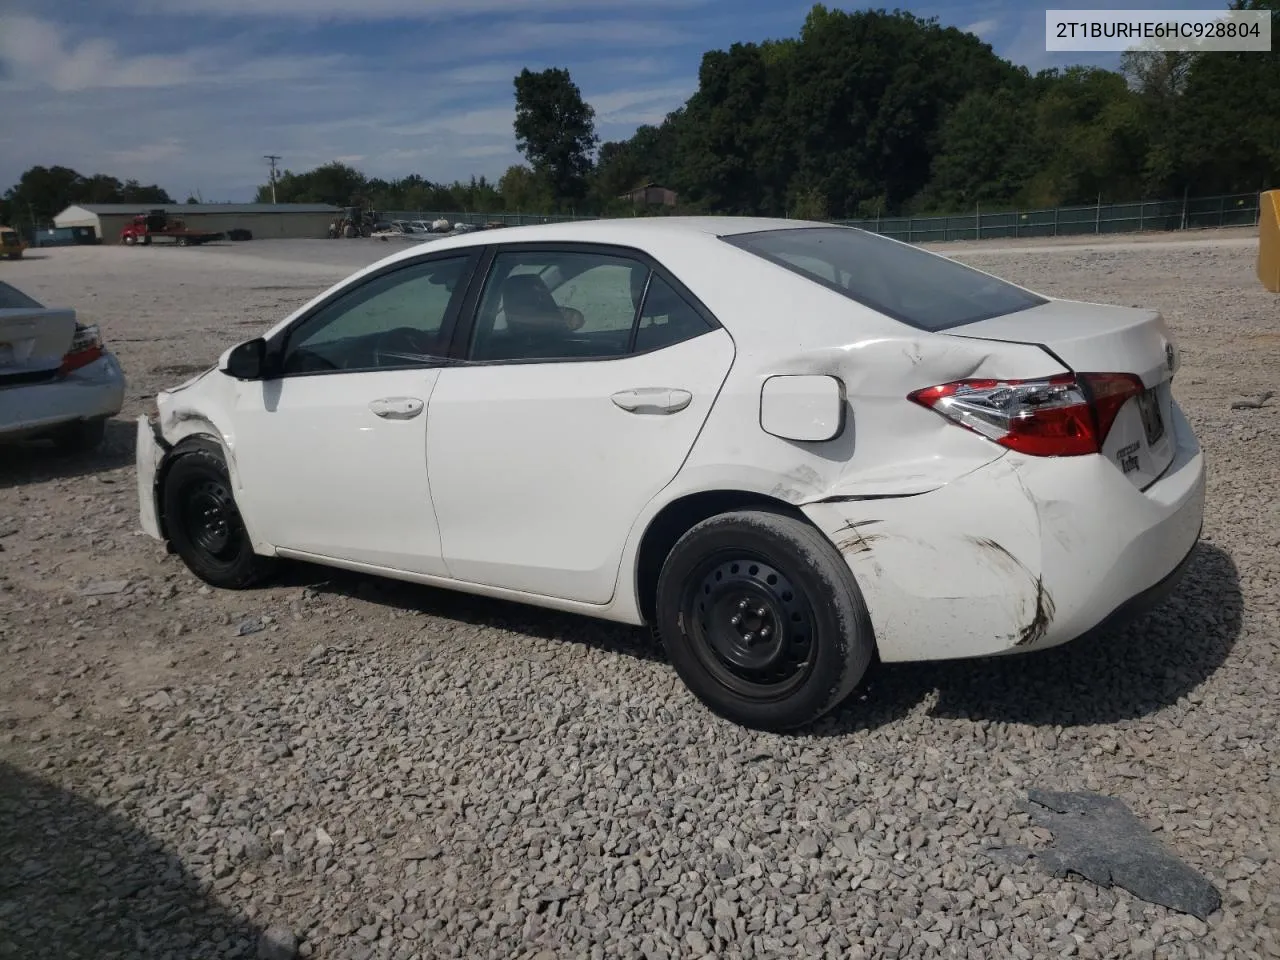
[53,203,342,241]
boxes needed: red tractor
[120,210,222,247]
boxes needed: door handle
[610,388,693,415]
[369,397,424,420]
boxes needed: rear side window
[0,280,42,309]
[723,227,1046,331]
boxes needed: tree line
[0,166,172,229]
[4,1,1276,225]
[257,1,1278,219]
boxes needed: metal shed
[52,203,342,242]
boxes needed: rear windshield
[0,280,43,309]
[723,226,1046,331]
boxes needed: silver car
[0,279,125,452]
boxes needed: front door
[231,252,477,575]
[426,245,736,603]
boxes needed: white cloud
[135,0,708,20]
[439,55,668,87]
[0,11,700,200]
[962,18,999,38]
[589,83,694,125]
[391,106,516,139]
[106,139,186,167]
[0,13,345,92]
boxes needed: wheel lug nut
[738,599,749,610]
[760,626,771,638]
[743,632,755,643]
[755,607,767,617]
[730,615,741,627]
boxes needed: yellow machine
[0,225,26,260]
[1260,190,1279,293]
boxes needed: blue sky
[0,0,1229,202]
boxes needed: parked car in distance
[1,225,27,260]
[1,279,125,452]
[135,217,1205,731]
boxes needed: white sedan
[135,218,1205,731]
[1,279,125,452]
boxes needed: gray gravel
[1,234,1278,959]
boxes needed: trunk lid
[0,308,78,385]
[950,298,1178,488]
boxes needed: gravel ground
[1,233,1277,960]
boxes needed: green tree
[513,67,598,205]
[2,165,172,228]
[498,164,553,211]
[918,86,1038,211]
[1173,0,1279,194]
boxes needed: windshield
[723,226,1046,331]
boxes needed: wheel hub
[186,480,238,558]
[688,557,814,693]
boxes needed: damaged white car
[1,279,125,453]
[135,218,1205,731]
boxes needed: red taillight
[58,323,105,376]
[908,372,1144,457]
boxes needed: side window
[281,256,469,374]
[469,250,648,362]
[634,275,713,353]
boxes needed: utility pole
[263,155,281,204]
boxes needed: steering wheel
[373,326,438,366]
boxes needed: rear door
[425,243,735,603]
[952,298,1179,487]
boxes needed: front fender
[152,402,276,555]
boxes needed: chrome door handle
[369,397,424,420]
[610,388,693,415]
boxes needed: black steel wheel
[655,508,874,731]
[162,443,276,589]
[682,554,816,700]
[181,476,241,560]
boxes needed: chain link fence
[833,192,1262,243]
[383,210,598,228]
[385,192,1262,240]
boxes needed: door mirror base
[220,338,268,380]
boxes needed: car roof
[370,215,825,267]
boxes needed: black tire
[50,418,106,455]
[162,444,276,589]
[654,508,875,731]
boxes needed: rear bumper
[802,400,1206,662]
[0,353,125,440]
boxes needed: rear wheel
[123,235,136,246]
[655,509,874,731]
[162,445,276,589]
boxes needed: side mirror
[220,338,268,380]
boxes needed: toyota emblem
[1165,342,1176,371]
